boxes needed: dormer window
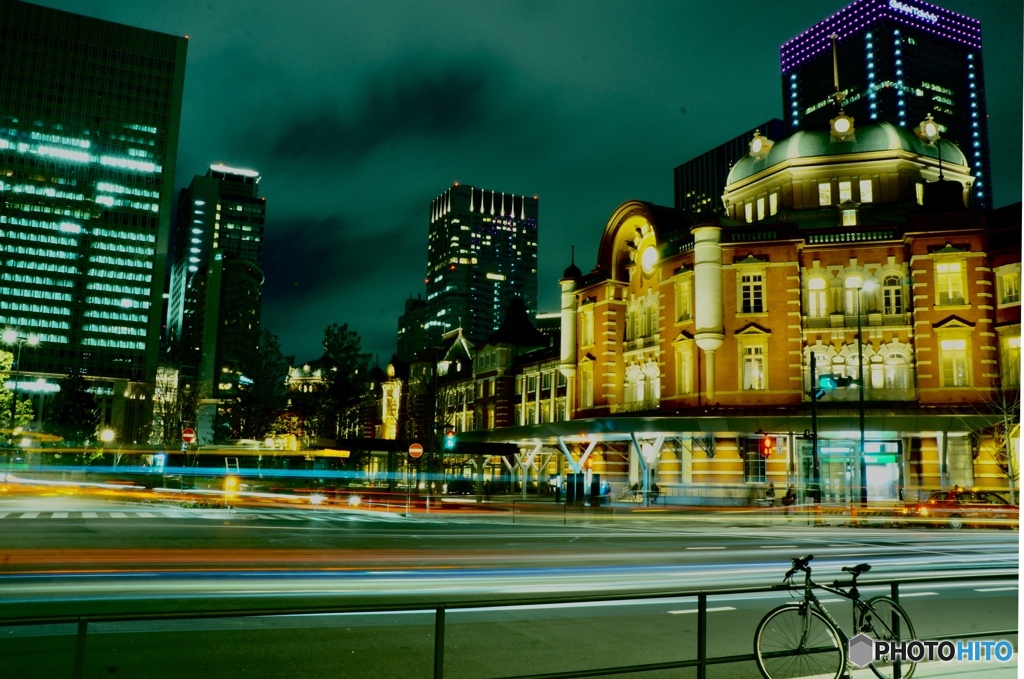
[859,179,874,203]
[839,181,853,202]
[818,183,832,206]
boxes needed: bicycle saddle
[842,563,871,575]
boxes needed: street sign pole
[409,442,425,513]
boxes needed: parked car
[904,489,1018,530]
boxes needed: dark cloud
[262,211,425,297]
[270,57,498,164]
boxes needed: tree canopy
[226,329,294,441]
[45,370,99,444]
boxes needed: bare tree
[151,367,204,447]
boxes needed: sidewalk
[909,658,1018,678]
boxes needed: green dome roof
[727,122,968,185]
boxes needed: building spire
[828,33,854,141]
[830,33,845,107]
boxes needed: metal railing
[0,572,1014,679]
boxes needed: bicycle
[754,554,916,679]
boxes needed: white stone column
[692,223,724,400]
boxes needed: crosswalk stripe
[0,509,407,522]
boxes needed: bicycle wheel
[859,596,917,679]
[754,604,846,679]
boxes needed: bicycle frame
[790,567,869,646]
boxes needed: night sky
[36,0,1024,365]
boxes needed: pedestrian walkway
[911,658,1018,678]
[0,509,415,523]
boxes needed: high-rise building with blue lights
[781,0,991,209]
[0,0,186,438]
[424,184,538,348]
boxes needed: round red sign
[408,442,424,459]
[181,428,197,444]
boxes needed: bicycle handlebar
[783,554,814,581]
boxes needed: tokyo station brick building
[430,116,1020,506]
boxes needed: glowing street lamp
[3,331,40,420]
[100,429,115,444]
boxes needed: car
[903,488,1018,530]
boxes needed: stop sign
[182,428,197,444]
[408,442,423,459]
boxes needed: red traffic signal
[761,436,776,458]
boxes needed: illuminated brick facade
[551,120,1019,502]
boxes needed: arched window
[625,363,645,403]
[882,274,904,315]
[845,352,863,382]
[883,352,912,391]
[807,276,828,317]
[646,298,658,338]
[844,275,863,316]
[643,358,661,401]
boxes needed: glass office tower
[781,0,990,209]
[425,184,538,348]
[168,165,266,438]
[0,0,187,437]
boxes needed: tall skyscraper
[167,165,266,440]
[395,294,427,364]
[673,119,785,215]
[0,0,187,438]
[781,0,991,209]
[425,184,538,347]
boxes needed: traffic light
[818,374,857,392]
[760,437,776,458]
[818,374,838,392]
[224,475,238,499]
[444,430,456,450]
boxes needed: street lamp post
[853,281,875,508]
[809,352,822,504]
[3,331,39,421]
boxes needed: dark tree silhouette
[45,370,99,444]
